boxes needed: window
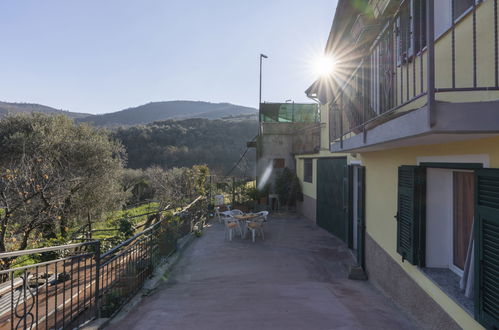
[396,165,499,327]
[304,159,313,183]
[273,158,285,169]
[454,0,475,20]
[425,169,474,276]
[396,0,427,65]
[434,0,481,39]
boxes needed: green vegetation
[0,110,256,273]
[275,168,302,209]
[114,117,257,176]
[0,113,126,259]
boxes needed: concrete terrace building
[256,102,320,209]
[296,0,499,329]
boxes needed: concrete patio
[108,214,417,330]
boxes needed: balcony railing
[330,0,499,147]
[0,197,206,329]
[260,103,319,123]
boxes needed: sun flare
[312,55,337,78]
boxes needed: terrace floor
[108,214,417,330]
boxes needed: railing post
[340,94,344,149]
[426,0,436,127]
[232,177,236,206]
[94,240,101,319]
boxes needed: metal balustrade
[0,197,206,330]
[330,0,499,146]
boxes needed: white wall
[426,168,452,268]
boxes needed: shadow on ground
[108,215,417,330]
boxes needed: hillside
[114,117,257,176]
[77,101,257,126]
[0,101,91,119]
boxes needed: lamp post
[259,53,268,134]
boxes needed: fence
[206,175,256,211]
[0,197,206,330]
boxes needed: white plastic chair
[230,209,244,216]
[224,217,243,241]
[246,216,265,243]
[256,211,269,221]
[215,207,222,223]
[215,207,230,223]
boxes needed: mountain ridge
[0,101,92,119]
[0,100,257,126]
[77,101,257,126]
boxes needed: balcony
[329,0,499,152]
[259,102,321,155]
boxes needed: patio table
[234,213,259,221]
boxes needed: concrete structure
[256,103,320,207]
[108,216,416,330]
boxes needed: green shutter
[475,169,499,328]
[396,166,426,266]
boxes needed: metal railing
[0,242,100,330]
[0,197,206,329]
[330,0,498,145]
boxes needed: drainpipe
[426,0,436,127]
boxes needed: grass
[92,202,160,231]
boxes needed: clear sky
[0,1,337,114]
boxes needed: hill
[77,101,257,126]
[0,101,91,119]
[114,117,257,176]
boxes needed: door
[353,166,366,269]
[316,158,348,242]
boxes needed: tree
[121,168,153,205]
[113,118,257,177]
[144,165,210,209]
[145,166,192,209]
[274,167,302,209]
[0,114,127,256]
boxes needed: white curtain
[459,219,474,299]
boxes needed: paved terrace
[109,214,416,330]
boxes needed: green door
[316,157,348,242]
[474,169,499,328]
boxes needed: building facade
[300,1,499,329]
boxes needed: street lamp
[259,53,268,133]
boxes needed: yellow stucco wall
[360,135,499,330]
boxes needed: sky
[0,1,337,115]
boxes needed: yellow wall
[360,135,499,330]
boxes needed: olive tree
[0,114,127,254]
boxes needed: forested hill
[78,101,257,126]
[0,101,91,119]
[114,117,258,176]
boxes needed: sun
[312,55,337,78]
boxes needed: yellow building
[299,1,499,329]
